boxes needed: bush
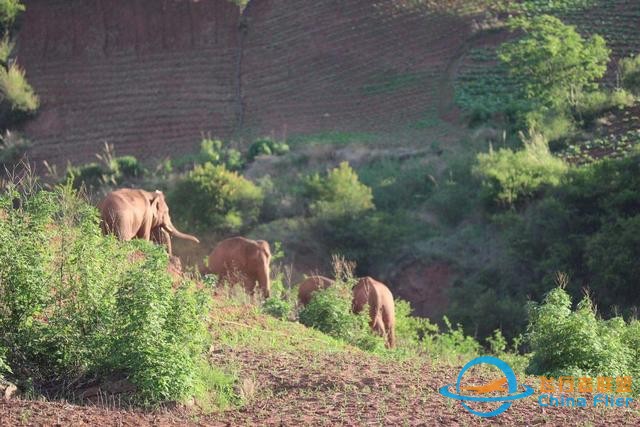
[116,155,144,178]
[0,130,28,165]
[0,184,216,404]
[248,137,289,162]
[171,138,244,172]
[298,279,383,352]
[620,54,640,96]
[302,161,374,219]
[169,163,263,233]
[526,284,635,379]
[574,89,635,121]
[0,63,39,113]
[198,137,244,171]
[0,0,24,29]
[474,132,568,206]
[67,154,145,190]
[0,35,13,65]
[499,15,609,113]
[261,277,294,320]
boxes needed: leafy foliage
[394,300,481,364]
[0,35,13,65]
[247,137,290,162]
[0,63,39,113]
[0,0,24,29]
[261,277,294,320]
[170,137,244,172]
[498,15,609,129]
[67,144,144,190]
[0,129,28,165]
[474,133,568,205]
[169,162,263,233]
[527,285,636,379]
[298,280,383,351]
[499,15,609,110]
[302,161,374,220]
[0,184,217,404]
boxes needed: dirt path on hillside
[2,347,638,426]
[436,28,510,125]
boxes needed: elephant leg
[373,314,386,338]
[243,276,258,302]
[381,307,395,349]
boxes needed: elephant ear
[256,240,271,259]
[149,190,167,226]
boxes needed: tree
[498,15,610,113]
[303,161,374,219]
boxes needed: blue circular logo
[439,356,535,418]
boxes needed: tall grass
[0,63,39,113]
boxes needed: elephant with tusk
[98,188,199,255]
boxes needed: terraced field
[18,0,241,165]
[16,0,482,166]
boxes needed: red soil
[16,0,475,167]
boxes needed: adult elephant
[204,237,271,299]
[298,275,334,306]
[98,188,199,255]
[352,277,396,348]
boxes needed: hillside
[1,299,638,426]
[15,0,483,166]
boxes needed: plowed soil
[2,346,638,426]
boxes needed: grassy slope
[1,295,639,425]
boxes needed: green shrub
[620,54,640,96]
[65,144,144,190]
[474,132,568,206]
[0,130,28,165]
[116,155,143,178]
[261,277,294,320]
[169,163,263,233]
[298,280,383,352]
[0,184,216,404]
[421,317,481,364]
[67,162,105,189]
[171,138,244,172]
[0,35,13,65]
[574,89,635,121]
[499,15,609,113]
[198,137,244,171]
[0,63,39,113]
[0,0,24,28]
[111,253,211,403]
[302,161,374,219]
[526,285,634,378]
[248,137,289,162]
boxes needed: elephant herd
[98,188,396,348]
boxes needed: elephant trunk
[257,258,271,299]
[163,220,200,243]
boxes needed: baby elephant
[352,277,396,349]
[297,275,335,306]
[204,236,271,299]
